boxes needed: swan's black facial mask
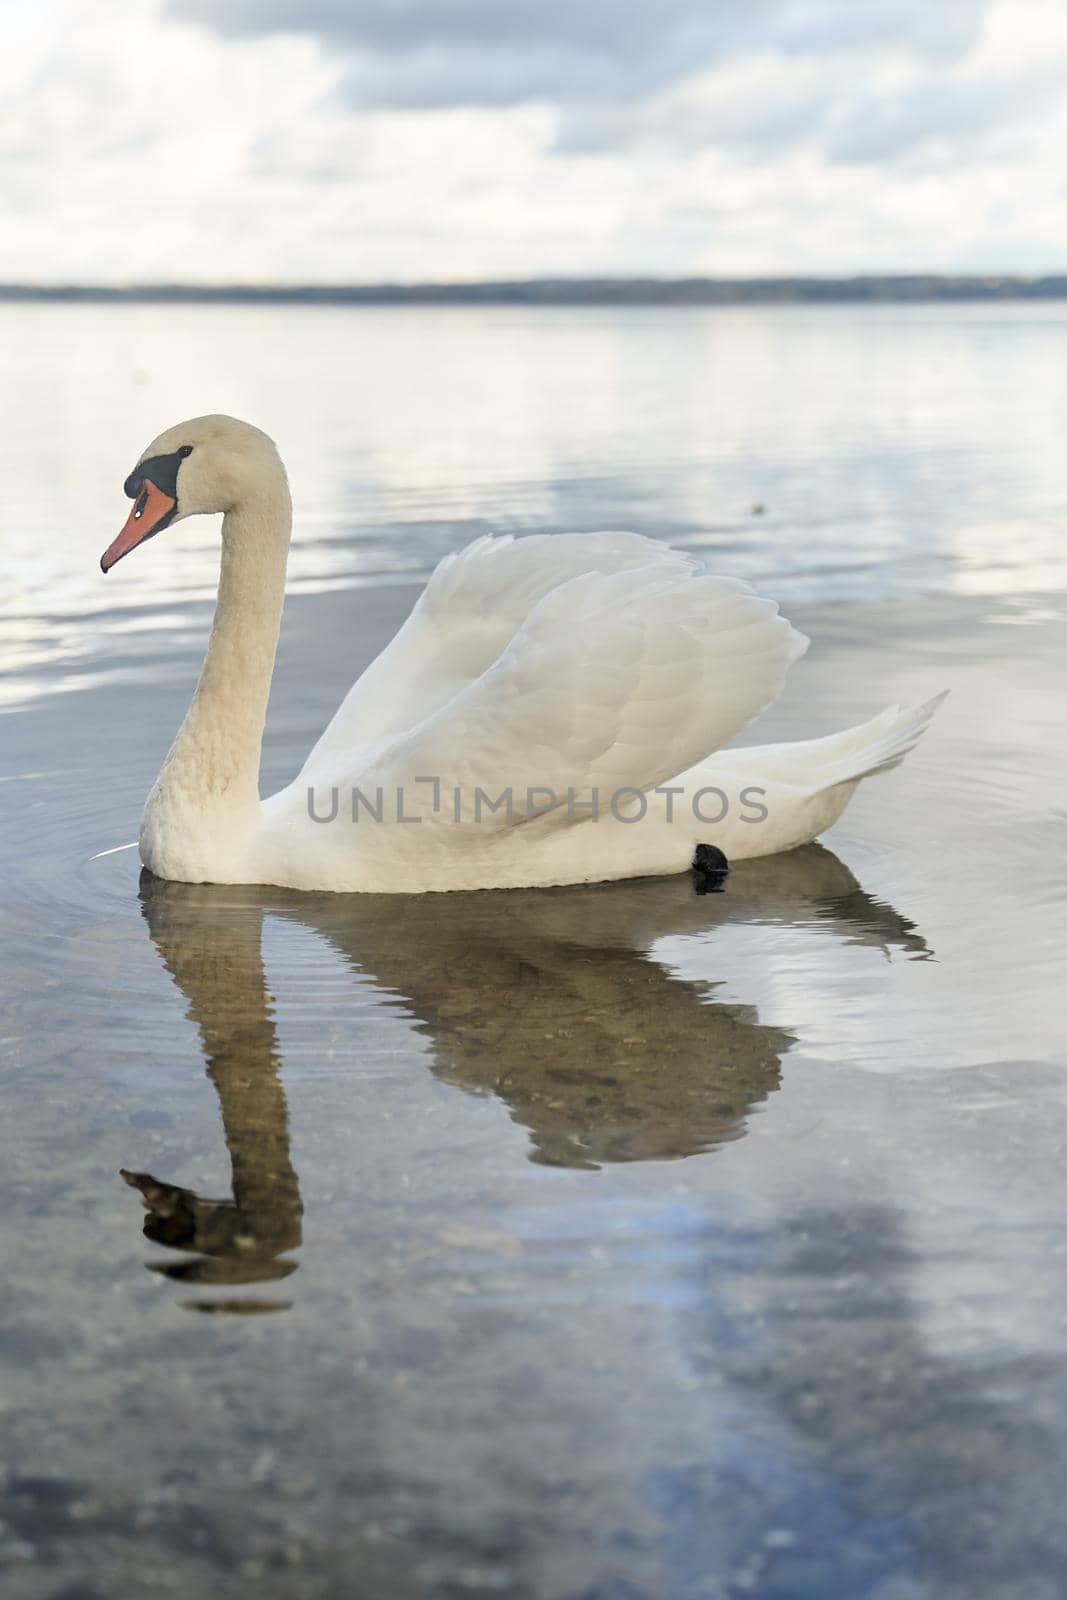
[100,445,193,573]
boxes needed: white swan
[100,414,945,894]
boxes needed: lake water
[1,302,1065,1598]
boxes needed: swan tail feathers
[812,691,949,793]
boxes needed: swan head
[100,414,283,573]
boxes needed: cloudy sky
[2,0,1065,283]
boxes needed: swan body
[101,415,945,894]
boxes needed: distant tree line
[3,276,1067,305]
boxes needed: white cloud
[0,0,1065,281]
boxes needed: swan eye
[133,488,149,521]
[178,445,193,458]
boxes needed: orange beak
[100,479,178,573]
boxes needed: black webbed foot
[692,844,730,895]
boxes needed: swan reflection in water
[123,846,928,1310]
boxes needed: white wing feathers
[361,560,808,827]
[302,533,696,773]
[420,531,694,625]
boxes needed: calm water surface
[1,303,1066,1598]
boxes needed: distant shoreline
[3,274,1067,306]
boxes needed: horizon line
[3,272,1067,306]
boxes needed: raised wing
[355,563,808,828]
[300,533,693,780]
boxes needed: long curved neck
[159,474,292,817]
